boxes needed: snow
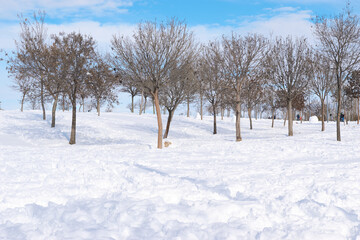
[309,116,319,123]
[1,110,360,239]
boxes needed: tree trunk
[227,108,230,118]
[69,99,77,145]
[187,97,190,118]
[97,98,100,116]
[163,109,174,139]
[21,93,26,112]
[51,95,58,128]
[336,80,341,141]
[40,79,46,120]
[321,98,325,131]
[221,107,224,120]
[131,95,134,113]
[62,95,65,112]
[271,109,275,128]
[82,98,85,112]
[356,98,360,124]
[200,93,203,120]
[283,111,287,127]
[235,93,242,141]
[248,107,253,130]
[153,89,163,149]
[345,109,348,125]
[152,98,155,114]
[139,91,144,115]
[144,96,147,113]
[301,109,303,124]
[287,99,293,136]
[213,104,217,134]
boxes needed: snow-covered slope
[1,110,360,239]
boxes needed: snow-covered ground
[1,110,360,240]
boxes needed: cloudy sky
[0,0,358,110]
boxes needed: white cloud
[191,9,314,43]
[47,21,136,52]
[0,9,315,52]
[271,7,297,12]
[0,0,134,20]
[0,21,136,52]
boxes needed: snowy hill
[1,110,360,239]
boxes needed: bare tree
[161,61,194,138]
[201,41,229,134]
[194,60,205,120]
[262,87,279,128]
[11,75,33,112]
[53,32,96,144]
[112,18,195,149]
[310,52,335,131]
[222,33,267,141]
[242,73,264,130]
[344,70,360,124]
[313,5,360,140]
[265,37,312,136]
[16,11,48,120]
[86,54,119,116]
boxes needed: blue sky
[0,0,358,110]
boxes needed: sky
[0,0,359,111]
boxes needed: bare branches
[264,36,312,136]
[313,6,360,140]
[112,18,196,148]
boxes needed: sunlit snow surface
[1,110,360,239]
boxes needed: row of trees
[6,5,360,148]
[7,12,119,144]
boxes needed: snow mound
[195,112,201,120]
[309,116,319,123]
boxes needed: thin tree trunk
[200,93,203,120]
[187,97,190,117]
[153,89,163,149]
[163,109,173,139]
[284,110,287,127]
[97,98,100,116]
[83,98,85,112]
[62,95,65,112]
[131,95,134,113]
[235,93,242,141]
[51,95,59,128]
[301,109,303,124]
[40,79,46,120]
[345,109,348,125]
[221,107,224,120]
[271,109,275,128]
[248,107,253,130]
[152,97,155,114]
[356,98,360,124]
[139,91,144,115]
[69,99,77,145]
[336,80,341,141]
[21,93,26,112]
[288,100,293,136]
[144,96,147,113]
[227,108,230,118]
[321,98,325,131]
[213,104,217,134]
